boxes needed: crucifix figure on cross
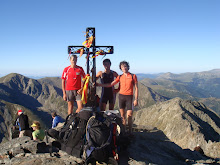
[68,27,114,108]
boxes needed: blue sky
[0,0,219,77]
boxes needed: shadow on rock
[127,129,218,165]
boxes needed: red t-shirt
[115,73,137,95]
[61,65,86,90]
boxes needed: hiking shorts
[118,94,133,110]
[66,90,82,102]
[100,87,115,104]
[100,93,116,104]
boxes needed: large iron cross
[68,27,114,107]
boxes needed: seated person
[31,121,45,141]
[51,112,64,128]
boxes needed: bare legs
[76,100,83,113]
[67,101,74,115]
[119,109,133,134]
[67,100,83,114]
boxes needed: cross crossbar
[68,46,114,55]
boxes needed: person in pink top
[61,55,86,114]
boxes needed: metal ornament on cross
[68,27,114,108]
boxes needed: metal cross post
[68,27,114,108]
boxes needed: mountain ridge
[134,97,220,158]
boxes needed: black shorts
[66,90,82,102]
[100,87,115,104]
[118,94,133,110]
[100,93,116,104]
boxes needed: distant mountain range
[135,73,163,80]
[137,69,220,80]
[140,69,220,115]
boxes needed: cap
[31,121,40,128]
[31,123,37,127]
[17,110,23,115]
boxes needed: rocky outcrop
[0,130,219,165]
[0,101,13,143]
[128,128,219,165]
[133,97,220,158]
[0,136,83,165]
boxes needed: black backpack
[47,110,92,158]
[84,112,124,164]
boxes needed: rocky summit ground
[0,128,219,165]
[0,98,220,164]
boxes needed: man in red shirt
[62,55,86,114]
[97,61,138,134]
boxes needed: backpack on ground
[47,110,92,158]
[84,111,124,165]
